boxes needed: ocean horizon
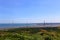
[0,23,60,29]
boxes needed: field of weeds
[0,27,60,40]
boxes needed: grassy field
[0,27,60,40]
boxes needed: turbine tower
[44,20,45,27]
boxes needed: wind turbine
[43,20,46,27]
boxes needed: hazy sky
[0,0,60,23]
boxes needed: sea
[0,23,60,29]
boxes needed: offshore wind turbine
[43,20,46,27]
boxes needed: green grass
[0,27,60,40]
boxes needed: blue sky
[0,0,60,23]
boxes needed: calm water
[0,23,60,28]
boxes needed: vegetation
[0,27,60,40]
